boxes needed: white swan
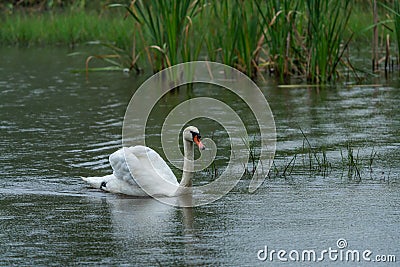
[82,126,205,197]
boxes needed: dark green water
[0,47,399,266]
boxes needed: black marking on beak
[100,181,107,189]
[190,130,201,140]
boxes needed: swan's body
[82,126,205,197]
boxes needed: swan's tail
[81,174,149,196]
[81,175,113,190]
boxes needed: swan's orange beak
[194,135,205,150]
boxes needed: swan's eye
[190,130,201,140]
[190,130,205,150]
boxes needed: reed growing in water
[380,0,400,64]
[114,0,355,82]
[1,0,399,83]
[256,0,302,82]
[395,0,400,61]
[204,0,264,77]
[110,0,203,72]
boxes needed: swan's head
[183,126,205,150]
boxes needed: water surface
[0,47,399,266]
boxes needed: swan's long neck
[180,139,194,187]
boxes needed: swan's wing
[109,146,179,196]
[127,146,179,186]
[109,147,139,186]
[125,146,179,196]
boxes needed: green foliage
[380,0,400,59]
[256,0,353,83]
[340,142,361,180]
[266,130,381,181]
[0,0,109,12]
[1,0,399,83]
[110,0,202,72]
[304,0,352,82]
[256,0,302,82]
[394,0,400,58]
[105,0,355,80]
[0,10,132,48]
[204,1,263,78]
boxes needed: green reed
[395,1,400,60]
[255,0,353,83]
[240,135,259,175]
[304,0,352,82]
[204,1,239,67]
[203,0,263,78]
[256,0,301,82]
[236,1,264,78]
[3,0,398,83]
[381,0,400,61]
[340,142,361,180]
[111,0,202,72]
[0,10,132,48]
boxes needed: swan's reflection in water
[103,194,208,265]
[106,195,193,234]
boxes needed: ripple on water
[0,47,399,266]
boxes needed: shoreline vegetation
[1,0,399,83]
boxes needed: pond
[0,47,399,266]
